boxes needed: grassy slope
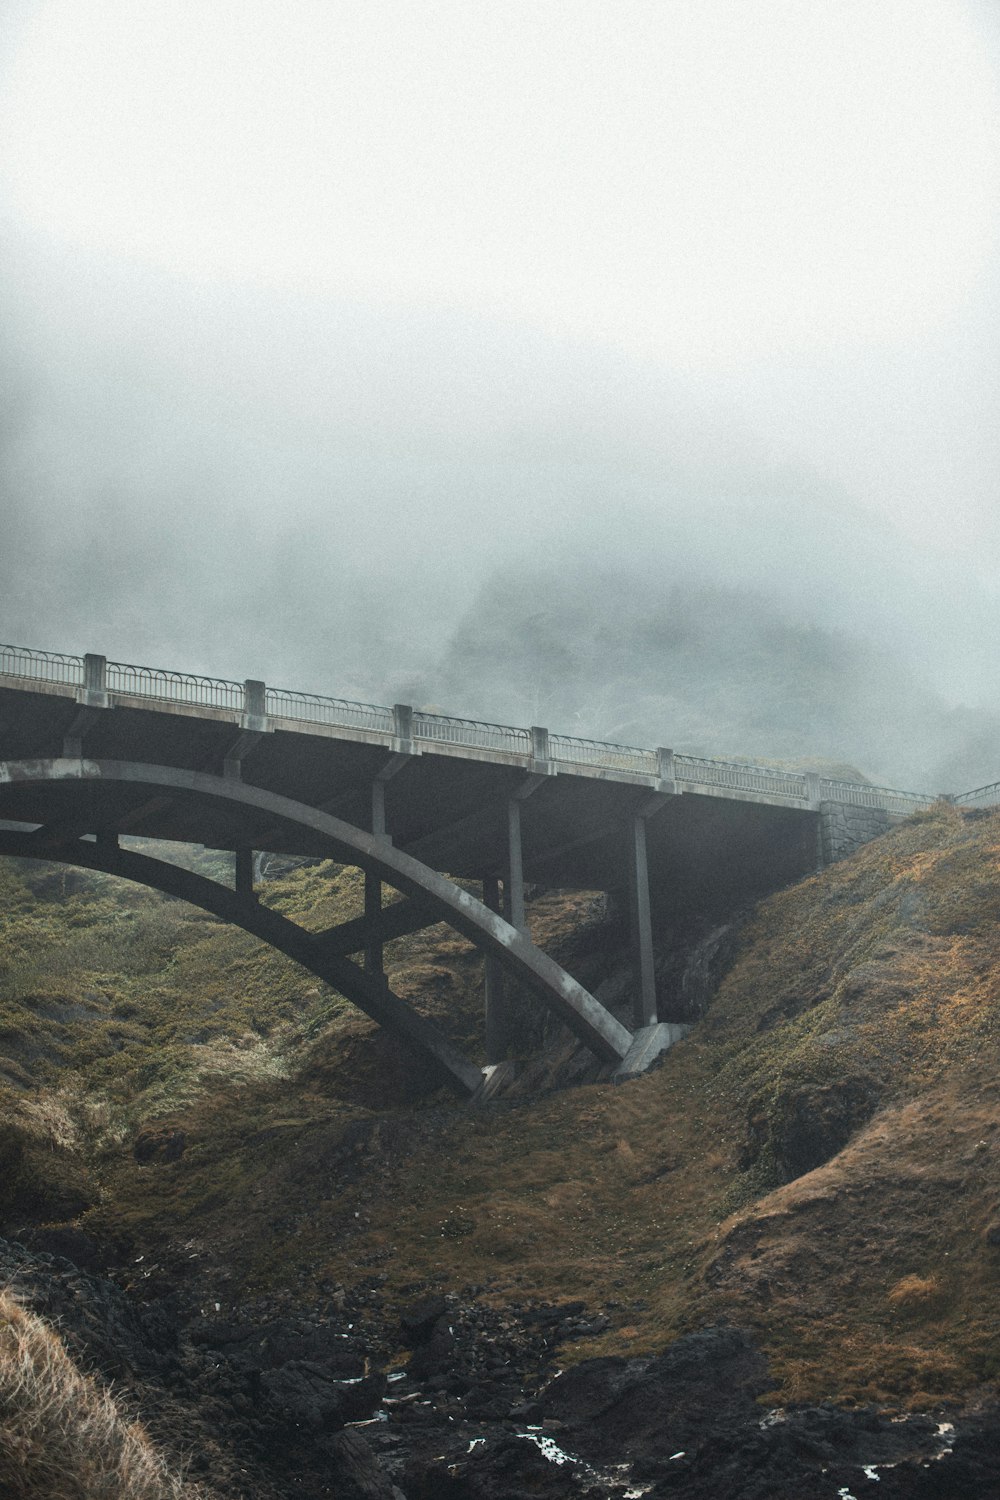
[2,806,1000,1407]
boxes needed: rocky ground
[4,1235,999,1499]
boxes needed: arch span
[0,758,633,1074]
[0,827,483,1095]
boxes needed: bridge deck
[0,644,966,1079]
[0,647,936,921]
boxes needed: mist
[2,1,999,792]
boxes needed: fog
[2,1,999,791]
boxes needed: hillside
[1,803,1000,1495]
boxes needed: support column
[364,870,384,977]
[504,798,526,932]
[365,779,387,977]
[235,846,256,903]
[626,813,657,1029]
[362,751,411,983]
[482,873,508,1063]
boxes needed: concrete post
[626,813,657,1028]
[393,703,413,752]
[82,654,108,709]
[657,747,676,791]
[530,725,550,766]
[243,679,268,735]
[482,873,509,1063]
[83,654,106,694]
[804,771,822,808]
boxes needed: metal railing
[0,643,84,688]
[413,712,530,755]
[550,734,658,775]
[107,660,244,712]
[266,687,394,735]
[676,755,809,799]
[954,781,1000,807]
[0,639,994,815]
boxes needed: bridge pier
[482,873,509,1063]
[364,870,384,977]
[626,814,656,1027]
[504,798,526,932]
[235,846,256,903]
[626,790,670,1029]
[365,772,388,977]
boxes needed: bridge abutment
[819,801,891,864]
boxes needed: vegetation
[0,1290,209,1499]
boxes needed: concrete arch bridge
[0,644,959,1096]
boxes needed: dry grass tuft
[0,1290,209,1500]
[887,1274,944,1309]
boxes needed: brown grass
[0,1291,209,1500]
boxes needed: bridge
[0,642,966,1096]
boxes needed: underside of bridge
[0,680,827,1094]
[0,757,645,1093]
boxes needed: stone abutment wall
[819,801,891,865]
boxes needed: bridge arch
[0,758,633,1089]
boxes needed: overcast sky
[1,0,998,775]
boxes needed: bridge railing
[954,781,1000,808]
[550,734,659,775]
[107,660,244,712]
[413,712,531,755]
[818,777,936,816]
[266,687,394,735]
[0,639,989,815]
[0,644,84,688]
[676,755,809,799]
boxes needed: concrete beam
[30,815,99,850]
[375,751,414,784]
[27,790,173,849]
[223,730,263,780]
[314,896,439,957]
[62,706,102,758]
